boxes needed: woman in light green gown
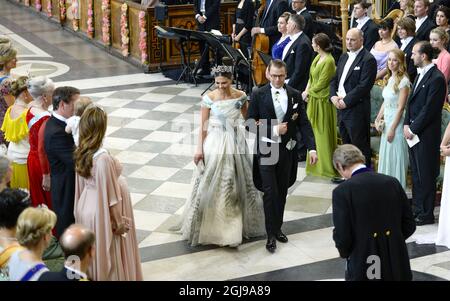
[302,33,338,178]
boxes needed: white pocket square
[354,66,361,70]
[291,50,295,54]
[293,103,298,109]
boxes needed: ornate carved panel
[110,0,122,50]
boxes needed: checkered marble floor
[84,82,450,281]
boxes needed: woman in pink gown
[74,105,142,281]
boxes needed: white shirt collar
[348,46,363,58]
[270,83,285,92]
[297,7,307,15]
[351,164,367,176]
[53,112,67,123]
[401,36,414,46]
[356,16,370,27]
[65,265,88,280]
[416,15,428,22]
[417,62,435,77]
[289,31,302,42]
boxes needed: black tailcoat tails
[247,84,316,237]
[44,116,76,237]
[332,169,416,281]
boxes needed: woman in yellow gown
[1,77,32,189]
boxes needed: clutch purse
[375,118,385,132]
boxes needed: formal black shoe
[275,231,288,243]
[415,217,434,226]
[265,238,277,253]
[331,177,345,184]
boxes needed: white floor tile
[130,193,147,206]
[162,144,196,157]
[142,131,187,143]
[109,108,148,118]
[124,119,167,130]
[115,151,158,165]
[133,210,172,231]
[139,232,184,248]
[129,165,179,181]
[151,182,193,199]
[153,103,192,113]
[96,98,134,108]
[103,137,138,150]
[137,93,176,103]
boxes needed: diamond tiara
[211,65,233,74]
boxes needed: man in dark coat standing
[414,0,436,42]
[44,86,80,237]
[193,0,221,75]
[291,0,314,39]
[282,14,313,92]
[251,0,290,49]
[332,144,416,281]
[330,28,377,167]
[352,0,379,51]
[404,41,447,226]
[247,59,317,253]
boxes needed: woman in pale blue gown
[174,66,264,247]
[375,49,410,189]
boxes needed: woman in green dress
[301,33,338,178]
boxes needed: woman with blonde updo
[8,206,56,281]
[0,38,18,145]
[1,76,32,189]
[74,105,142,281]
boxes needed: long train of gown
[175,95,265,247]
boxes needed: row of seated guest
[388,0,450,21]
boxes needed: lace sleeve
[201,95,213,108]
[399,76,411,90]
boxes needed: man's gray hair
[333,144,366,170]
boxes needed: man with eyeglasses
[247,59,317,253]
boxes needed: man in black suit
[251,0,290,49]
[291,0,314,39]
[414,0,436,41]
[194,0,220,75]
[404,41,446,226]
[332,144,416,281]
[330,28,377,167]
[39,224,95,281]
[283,14,313,92]
[397,17,418,82]
[247,59,317,253]
[352,0,379,51]
[44,86,79,237]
